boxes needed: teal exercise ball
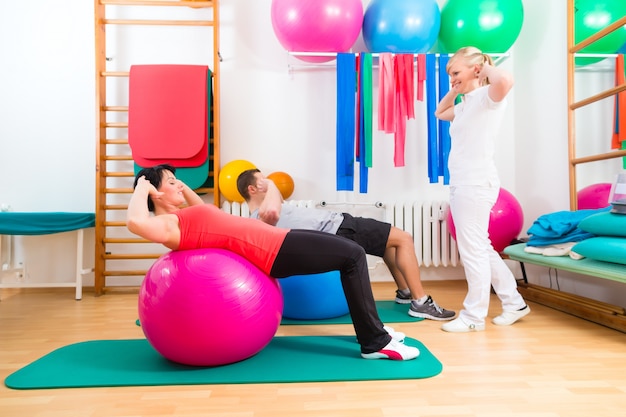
[438,0,524,53]
[575,0,626,66]
[362,0,441,53]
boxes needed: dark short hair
[133,164,176,212]
[236,168,260,201]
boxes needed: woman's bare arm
[435,89,457,121]
[126,176,176,244]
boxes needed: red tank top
[175,204,289,275]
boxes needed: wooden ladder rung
[103,188,133,194]
[105,253,162,260]
[101,1,215,8]
[104,156,133,162]
[104,270,149,277]
[102,139,129,145]
[104,171,134,178]
[104,237,150,244]
[104,122,128,128]
[103,19,214,27]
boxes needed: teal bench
[0,212,95,300]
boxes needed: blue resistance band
[336,53,356,191]
[437,54,451,185]
[425,54,438,183]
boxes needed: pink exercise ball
[270,0,364,63]
[447,188,524,253]
[577,183,612,209]
[138,249,283,366]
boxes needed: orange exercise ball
[219,160,256,202]
[267,171,295,200]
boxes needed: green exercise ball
[438,0,524,54]
[575,0,626,66]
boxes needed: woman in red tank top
[127,164,419,361]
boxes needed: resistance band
[612,54,626,168]
[336,53,356,191]
[358,53,373,193]
[417,54,426,102]
[425,54,438,183]
[393,54,416,167]
[437,54,451,184]
[378,53,395,134]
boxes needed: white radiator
[221,199,460,268]
[383,201,460,268]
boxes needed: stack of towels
[524,207,626,266]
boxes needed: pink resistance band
[378,53,395,134]
[377,54,416,167]
[417,54,426,101]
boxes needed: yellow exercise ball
[219,160,256,202]
[267,171,295,200]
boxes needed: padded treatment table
[0,212,95,300]
[503,242,626,285]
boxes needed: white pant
[450,185,526,325]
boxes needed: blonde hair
[446,46,494,86]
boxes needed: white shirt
[447,85,507,187]
[250,204,344,234]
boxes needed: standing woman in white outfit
[434,46,530,332]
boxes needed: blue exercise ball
[279,271,349,320]
[362,0,441,53]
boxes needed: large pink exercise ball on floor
[575,0,626,66]
[438,0,524,53]
[279,271,349,320]
[270,0,363,63]
[362,0,441,53]
[138,249,283,367]
[447,188,524,253]
[577,183,612,209]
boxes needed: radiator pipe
[319,201,384,208]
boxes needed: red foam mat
[129,65,208,167]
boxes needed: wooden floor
[1,280,625,417]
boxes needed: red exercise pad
[129,65,208,167]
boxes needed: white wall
[0,0,624,306]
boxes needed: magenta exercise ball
[138,249,283,366]
[362,0,441,53]
[577,183,612,209]
[270,0,363,63]
[447,188,524,253]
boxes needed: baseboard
[518,282,626,333]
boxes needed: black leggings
[270,229,390,354]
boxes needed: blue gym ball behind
[279,271,349,320]
[362,0,441,53]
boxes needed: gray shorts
[336,213,391,258]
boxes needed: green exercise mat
[133,301,423,328]
[281,300,423,325]
[5,336,442,390]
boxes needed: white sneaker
[441,317,485,333]
[492,305,531,326]
[361,339,420,360]
[383,325,405,343]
